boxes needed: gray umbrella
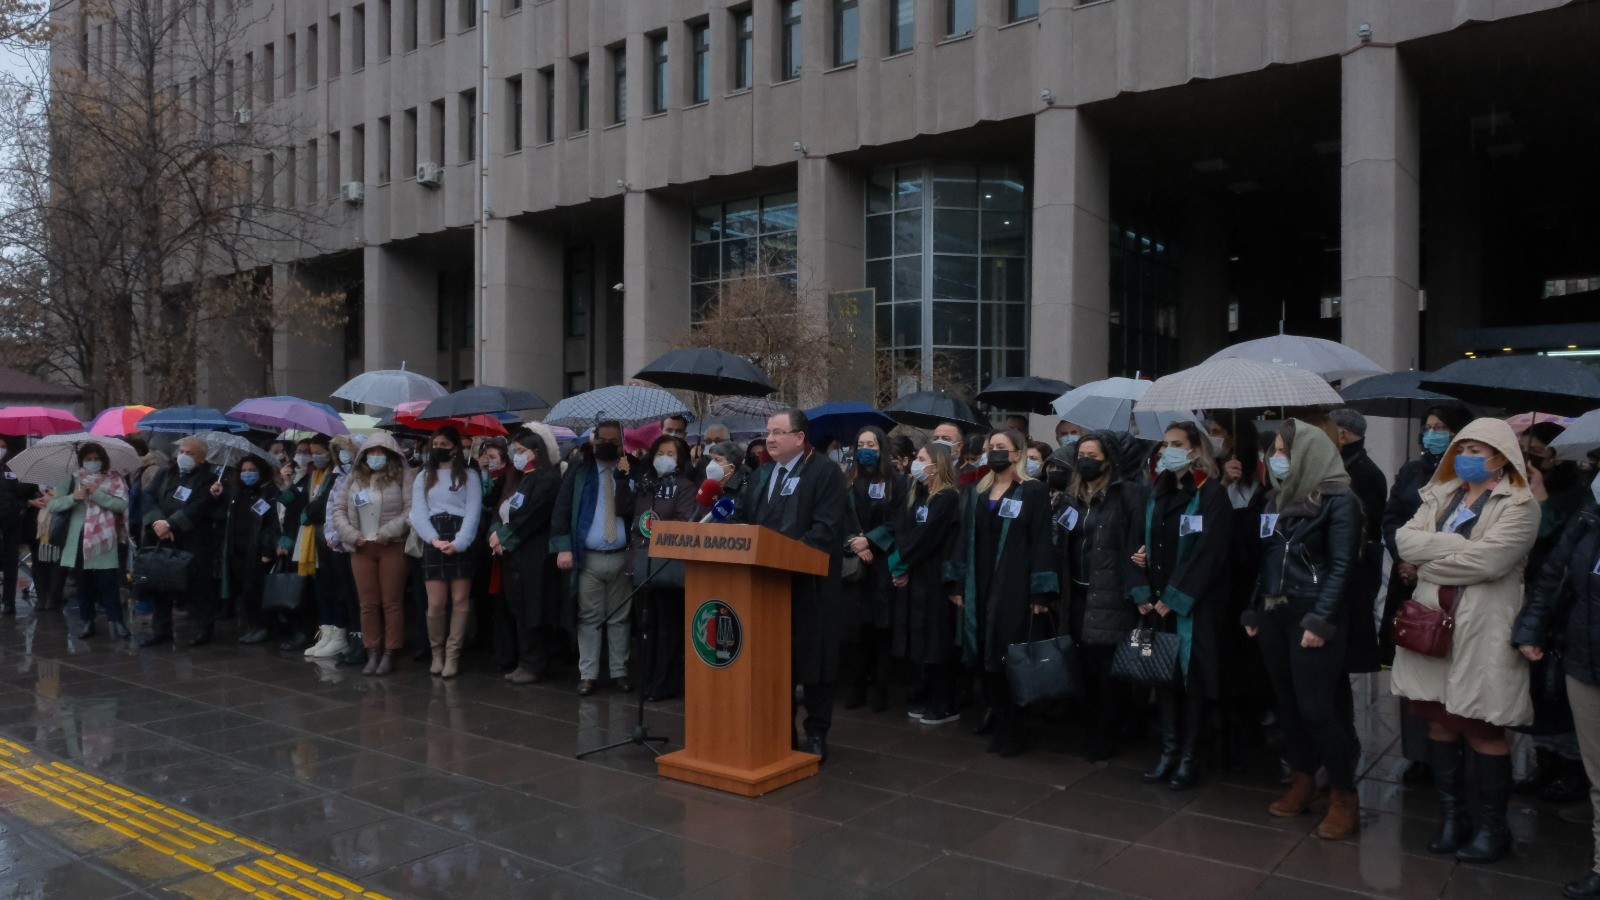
[1336,371,1455,419]
[1135,358,1343,412]
[332,366,448,409]
[1421,356,1600,417]
[1549,409,1600,461]
[546,385,693,429]
[1205,334,1386,383]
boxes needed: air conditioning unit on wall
[341,181,364,204]
[416,162,442,187]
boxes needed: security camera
[792,140,808,155]
[611,283,625,292]
[1357,22,1372,42]
[1040,89,1055,104]
[616,179,631,191]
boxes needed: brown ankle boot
[1270,772,1319,817]
[1316,789,1360,840]
[441,607,469,678]
[427,613,446,675]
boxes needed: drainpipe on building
[475,0,489,386]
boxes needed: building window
[402,0,417,51]
[733,8,753,89]
[429,98,444,163]
[402,107,417,174]
[262,44,274,102]
[833,0,857,66]
[506,0,520,12]
[947,0,973,36]
[351,125,365,182]
[691,191,799,321]
[430,0,445,42]
[1107,222,1178,376]
[888,0,913,53]
[865,164,1030,393]
[328,131,341,197]
[505,76,522,151]
[649,34,668,114]
[459,89,476,161]
[328,15,341,78]
[1008,0,1038,22]
[461,0,477,30]
[574,57,589,131]
[242,52,254,108]
[306,24,318,86]
[539,67,554,142]
[377,115,391,182]
[352,5,366,69]
[780,1,801,79]
[284,34,296,92]
[610,45,626,124]
[565,246,591,338]
[690,22,709,104]
[378,0,392,58]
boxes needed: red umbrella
[0,406,84,436]
[88,405,156,436]
[393,401,507,437]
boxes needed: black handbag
[1003,613,1080,707]
[130,544,195,594]
[1111,613,1183,687]
[48,510,71,547]
[262,559,308,613]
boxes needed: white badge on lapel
[781,476,799,497]
[1179,515,1204,536]
[916,505,928,524]
[1259,513,1279,538]
[3,471,15,480]
[173,485,192,502]
[867,482,886,500]
[510,492,525,510]
[998,498,1023,519]
[353,490,371,508]
[1057,507,1080,531]
[251,498,271,516]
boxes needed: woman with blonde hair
[950,428,1059,756]
[333,432,414,675]
[1392,417,1537,864]
[1131,419,1233,791]
[890,441,962,724]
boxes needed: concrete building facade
[53,0,1600,463]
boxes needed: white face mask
[1591,471,1600,507]
[653,455,678,476]
[910,460,931,482]
[294,453,311,467]
[1024,459,1042,478]
[0,448,6,461]
[177,454,197,473]
[705,461,726,482]
[365,454,388,470]
[512,451,532,471]
[1208,434,1227,455]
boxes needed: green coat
[46,474,128,570]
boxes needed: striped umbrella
[88,405,156,437]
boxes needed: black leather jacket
[1245,491,1360,640]
[1514,503,1600,687]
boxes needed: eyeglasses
[766,429,798,437]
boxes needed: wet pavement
[0,603,1590,900]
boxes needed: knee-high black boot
[1143,690,1180,783]
[1456,751,1513,863]
[1427,739,1473,854]
[1169,690,1205,791]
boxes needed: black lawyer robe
[951,478,1060,673]
[889,483,960,664]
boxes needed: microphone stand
[575,555,672,759]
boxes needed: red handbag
[1392,585,1461,658]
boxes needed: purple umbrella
[226,396,349,435]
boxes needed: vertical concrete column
[361,244,440,378]
[1341,44,1420,473]
[798,155,867,402]
[1422,156,1480,370]
[271,263,345,399]
[1030,106,1111,386]
[480,217,564,401]
[1178,195,1230,367]
[621,190,690,379]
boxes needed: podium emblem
[690,600,743,669]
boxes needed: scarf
[1271,420,1351,516]
[293,467,328,576]
[78,470,127,562]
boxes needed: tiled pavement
[0,603,1590,900]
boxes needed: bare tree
[0,0,344,408]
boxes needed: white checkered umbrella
[545,385,693,429]
[5,433,142,485]
[1204,334,1386,383]
[1135,357,1343,413]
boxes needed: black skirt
[421,513,475,581]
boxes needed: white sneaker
[309,627,347,659]
[303,625,331,658]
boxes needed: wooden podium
[646,520,829,797]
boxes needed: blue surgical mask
[82,460,103,474]
[1156,446,1193,474]
[1059,434,1079,449]
[1454,454,1493,484]
[240,470,261,485]
[366,454,388,470]
[1268,456,1291,481]
[855,447,879,468]
[1422,431,1451,456]
[1024,458,1042,478]
[338,450,353,466]
[311,453,330,468]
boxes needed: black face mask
[986,449,1013,473]
[1076,459,1106,483]
[1046,470,1071,491]
[593,441,621,463]
[430,448,454,465]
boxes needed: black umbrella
[1421,357,1600,417]
[421,385,549,419]
[975,376,1075,415]
[635,348,777,397]
[1336,371,1456,419]
[884,390,988,433]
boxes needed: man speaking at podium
[733,408,849,761]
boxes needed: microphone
[694,478,722,508]
[702,496,736,523]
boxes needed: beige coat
[331,433,415,547]
[1391,417,1538,727]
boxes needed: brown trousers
[351,541,408,650]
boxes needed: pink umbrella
[1506,412,1575,435]
[0,406,84,436]
[88,405,156,436]
[624,421,662,454]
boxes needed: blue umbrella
[805,401,894,446]
[139,405,251,434]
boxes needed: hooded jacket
[1390,417,1539,727]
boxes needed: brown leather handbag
[1391,585,1462,658]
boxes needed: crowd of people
[2,401,1600,898]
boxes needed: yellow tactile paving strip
[0,736,390,899]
